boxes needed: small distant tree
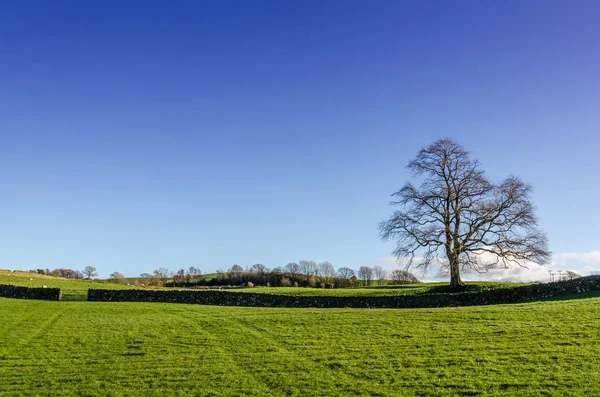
[319,261,336,284]
[357,266,373,286]
[251,263,267,274]
[390,269,420,284]
[151,268,171,286]
[109,272,125,283]
[565,270,581,281]
[83,266,98,280]
[230,264,243,274]
[299,260,318,282]
[285,262,301,276]
[187,266,201,282]
[154,268,172,278]
[53,268,84,279]
[188,266,201,275]
[373,265,387,285]
[173,269,186,283]
[337,267,356,287]
[337,267,355,280]
[140,273,152,278]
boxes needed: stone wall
[0,283,62,301]
[88,275,600,308]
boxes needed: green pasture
[0,274,131,301]
[1,293,599,396]
[236,282,526,296]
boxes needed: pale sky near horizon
[1,1,599,280]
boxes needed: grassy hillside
[0,273,131,301]
[1,296,599,396]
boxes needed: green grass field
[1,292,599,396]
[236,282,526,296]
[0,273,132,301]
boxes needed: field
[1,291,600,396]
[0,273,132,301]
[235,282,526,296]
[0,272,526,299]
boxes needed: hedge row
[0,284,62,301]
[88,276,600,308]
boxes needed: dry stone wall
[0,284,62,301]
[88,276,600,308]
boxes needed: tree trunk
[449,254,463,290]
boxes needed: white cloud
[552,251,600,267]
[380,256,399,265]
[549,251,600,277]
[460,262,549,283]
[376,250,600,283]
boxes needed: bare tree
[373,265,387,285]
[251,263,267,274]
[53,268,83,279]
[150,268,172,286]
[379,139,550,289]
[173,269,186,283]
[109,272,125,283]
[337,267,355,280]
[230,264,243,274]
[319,261,336,283]
[188,266,201,275]
[82,266,97,279]
[285,262,301,276]
[299,260,318,281]
[565,270,580,281]
[336,267,356,287]
[390,269,419,284]
[187,266,201,282]
[153,268,172,279]
[357,266,373,286]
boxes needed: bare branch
[380,138,551,289]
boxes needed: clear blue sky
[1,1,599,279]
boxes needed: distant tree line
[159,261,420,289]
[28,266,98,280]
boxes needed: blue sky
[1,1,599,280]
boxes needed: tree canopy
[379,138,550,289]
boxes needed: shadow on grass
[525,290,600,303]
[357,284,432,290]
[416,283,518,295]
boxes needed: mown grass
[0,295,599,396]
